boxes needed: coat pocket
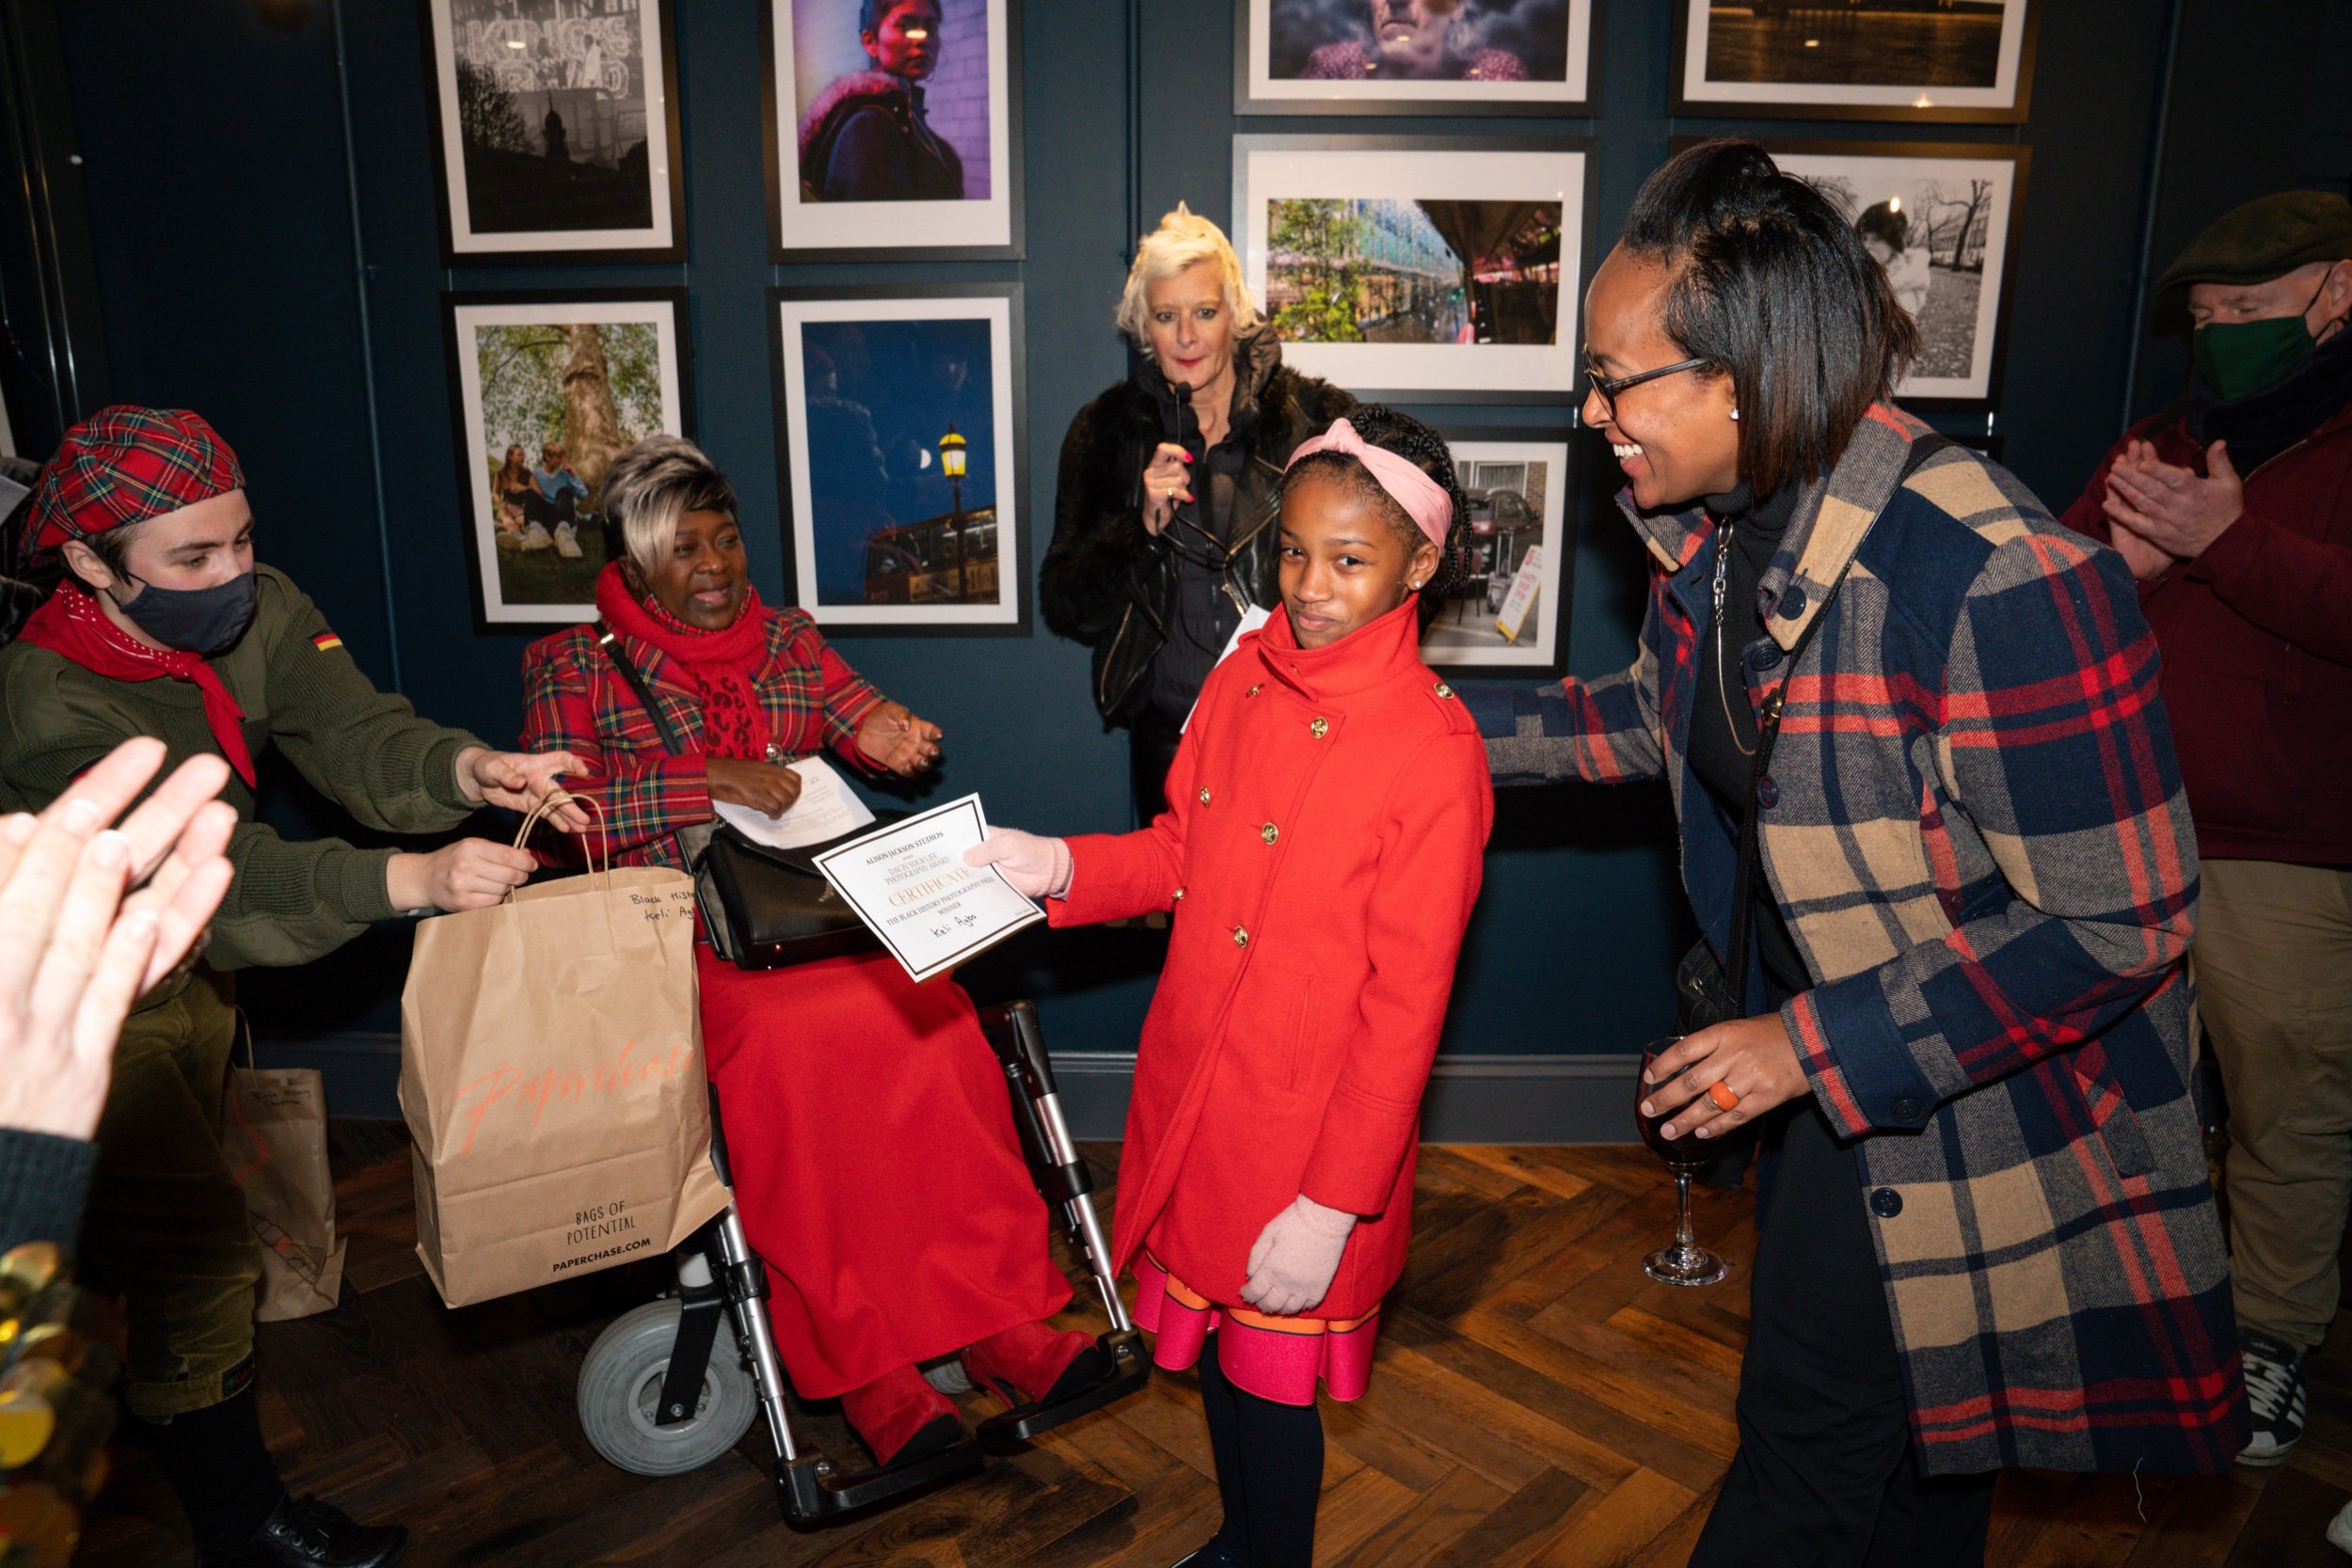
[2070,1055,2156,1180]
[1284,975,1320,1094]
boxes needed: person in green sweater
[0,405,581,1568]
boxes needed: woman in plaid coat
[1473,143,2245,1565]
[520,437,1100,1472]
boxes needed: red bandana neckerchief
[593,563,774,762]
[18,585,257,786]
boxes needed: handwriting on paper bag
[628,888,697,926]
[449,1039,693,1155]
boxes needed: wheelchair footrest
[774,1436,984,1525]
[974,1328,1151,1452]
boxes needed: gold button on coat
[1172,887,1185,901]
[1310,717,1329,738]
[1434,682,1454,699]
[1261,823,1279,846]
[1232,926,1248,947]
[1199,787,1211,806]
[1246,684,1263,697]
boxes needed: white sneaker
[2328,1498,2352,1555]
[554,521,583,559]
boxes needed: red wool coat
[1052,600,1493,1319]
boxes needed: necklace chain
[1712,522,1758,759]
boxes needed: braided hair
[1280,405,1475,628]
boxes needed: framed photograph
[763,0,1024,261]
[421,0,686,264]
[1768,142,2029,407]
[770,285,1028,634]
[1669,0,2037,122]
[1235,0,1598,117]
[443,292,693,628]
[1233,136,1590,401]
[1421,432,1574,675]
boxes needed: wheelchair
[571,999,1148,1524]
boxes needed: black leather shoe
[198,1495,407,1568]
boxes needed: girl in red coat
[975,409,1493,1568]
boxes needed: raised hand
[854,703,943,777]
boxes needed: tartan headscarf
[26,404,245,552]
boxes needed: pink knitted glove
[1240,1194,1358,1318]
[963,826,1073,899]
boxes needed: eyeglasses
[1583,350,1711,417]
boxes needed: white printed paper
[810,795,1043,984]
[1183,603,1274,733]
[1494,546,1545,646]
[712,755,877,851]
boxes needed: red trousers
[694,945,1069,1400]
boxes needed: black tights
[1198,1332,1323,1568]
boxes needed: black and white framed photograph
[443,291,692,627]
[770,284,1027,633]
[763,0,1023,261]
[1769,142,2029,406]
[1232,136,1589,401]
[421,0,685,264]
[1670,0,2037,122]
[1235,0,1598,117]
[1421,431,1574,675]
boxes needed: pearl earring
[1729,408,1740,421]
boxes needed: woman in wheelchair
[518,435,1103,1471]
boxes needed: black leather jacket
[1039,332,1354,722]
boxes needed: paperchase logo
[449,1039,693,1156]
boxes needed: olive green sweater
[0,566,485,970]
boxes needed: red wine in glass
[1635,1038,1729,1287]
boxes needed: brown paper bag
[398,800,730,1307]
[221,1019,346,1322]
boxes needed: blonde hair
[601,434,739,578]
[1114,203,1263,350]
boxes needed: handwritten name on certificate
[810,796,1044,983]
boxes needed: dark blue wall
[52,0,2188,1062]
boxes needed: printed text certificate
[810,796,1044,983]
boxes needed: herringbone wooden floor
[76,1126,2352,1567]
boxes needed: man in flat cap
[2060,190,2352,1470]
[0,405,584,1567]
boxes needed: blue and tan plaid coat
[1475,406,2246,1475]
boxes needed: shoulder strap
[1717,432,1956,1014]
[597,624,687,757]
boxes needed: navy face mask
[109,570,259,657]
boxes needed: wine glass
[1635,1037,1728,1287]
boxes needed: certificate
[810,795,1044,983]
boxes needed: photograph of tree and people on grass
[1703,0,2008,89]
[1806,166,2002,384]
[450,0,658,235]
[469,319,670,609]
[1264,198,1564,347]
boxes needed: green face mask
[2192,273,2331,402]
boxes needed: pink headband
[1284,419,1453,548]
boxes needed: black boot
[197,1494,407,1568]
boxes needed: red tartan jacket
[519,607,885,870]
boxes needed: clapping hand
[2101,438,2245,576]
[854,703,943,776]
[0,737,238,1141]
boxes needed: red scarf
[17,585,257,786]
[593,563,773,762]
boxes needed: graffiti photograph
[423,0,685,261]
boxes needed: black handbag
[1676,436,1952,1031]
[597,626,897,971]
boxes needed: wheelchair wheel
[577,1299,759,1476]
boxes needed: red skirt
[1131,1251,1378,1407]
[695,945,1070,1400]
